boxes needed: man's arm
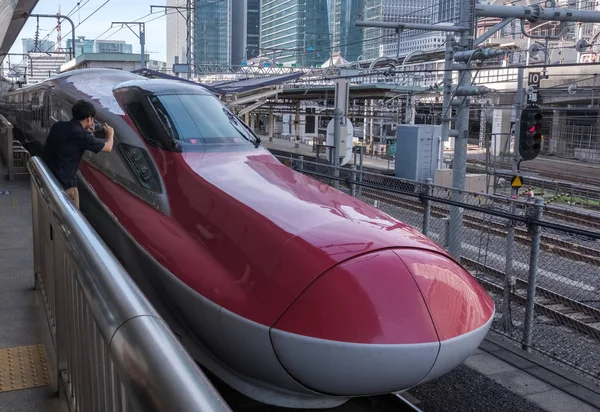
[100,124,115,152]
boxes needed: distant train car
[0,68,494,408]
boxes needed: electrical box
[394,125,442,181]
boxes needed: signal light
[519,105,543,161]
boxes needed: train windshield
[149,94,260,148]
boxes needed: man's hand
[103,123,114,139]
[100,123,115,152]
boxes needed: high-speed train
[0,68,494,408]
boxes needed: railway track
[204,366,423,412]
[462,258,600,342]
[360,189,600,266]
[468,159,600,188]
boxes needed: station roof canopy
[0,0,40,65]
[202,72,305,94]
[133,68,304,97]
[278,83,428,101]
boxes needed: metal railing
[0,114,14,180]
[278,155,600,383]
[29,156,231,412]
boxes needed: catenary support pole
[448,0,476,259]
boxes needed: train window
[124,100,173,150]
[149,94,259,146]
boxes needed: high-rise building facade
[166,0,261,69]
[195,0,232,65]
[260,0,330,67]
[22,38,55,54]
[246,0,261,60]
[166,0,187,69]
[362,0,458,60]
[331,0,362,61]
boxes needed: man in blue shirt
[42,100,114,208]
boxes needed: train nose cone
[270,249,440,396]
[394,249,495,383]
[270,249,495,396]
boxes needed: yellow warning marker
[511,175,523,188]
[0,344,51,393]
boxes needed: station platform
[1,172,599,411]
[261,136,600,185]
[0,176,67,412]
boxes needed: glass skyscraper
[260,0,330,67]
[247,0,261,60]
[195,0,231,65]
[331,0,362,61]
[361,0,458,59]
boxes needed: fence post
[522,198,544,351]
[422,178,432,237]
[297,155,304,171]
[500,198,517,332]
[350,165,357,197]
[442,217,450,249]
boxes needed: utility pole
[111,22,146,68]
[151,4,194,79]
[26,13,77,60]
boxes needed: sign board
[326,119,354,166]
[173,63,191,74]
[527,72,541,105]
[511,175,523,188]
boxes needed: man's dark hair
[71,100,96,121]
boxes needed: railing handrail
[28,156,231,412]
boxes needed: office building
[260,0,330,67]
[66,36,94,57]
[330,0,362,61]
[166,0,187,70]
[195,0,231,65]
[362,0,458,59]
[27,53,68,84]
[166,0,259,69]
[22,38,55,54]
[60,53,151,73]
[246,0,261,60]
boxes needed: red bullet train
[1,68,494,408]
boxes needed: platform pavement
[0,175,67,412]
[0,171,599,411]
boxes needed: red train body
[1,69,494,408]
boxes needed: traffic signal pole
[500,66,524,333]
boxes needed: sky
[8,0,168,63]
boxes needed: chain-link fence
[275,154,600,382]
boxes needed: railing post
[522,198,544,351]
[350,165,357,197]
[422,178,432,236]
[501,197,517,332]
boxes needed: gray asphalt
[410,365,548,412]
